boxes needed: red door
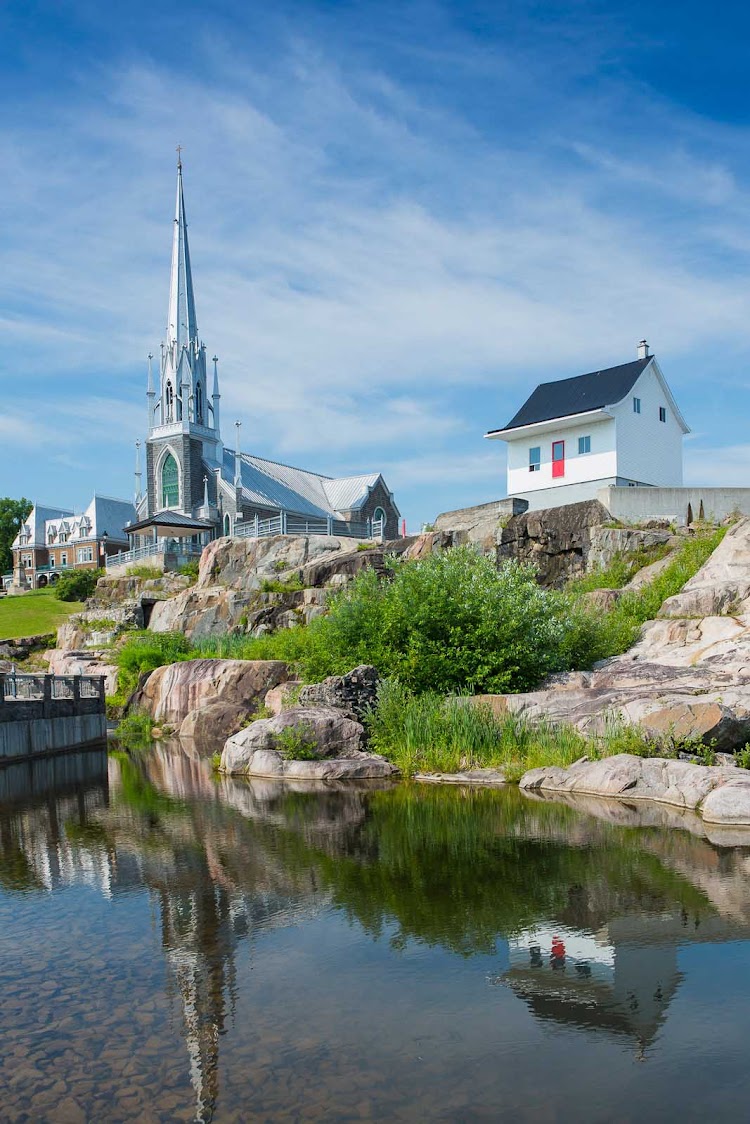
[552,440,565,478]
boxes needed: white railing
[234,513,384,541]
[107,516,386,568]
[105,539,205,570]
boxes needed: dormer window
[47,530,55,544]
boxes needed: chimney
[637,339,650,359]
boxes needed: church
[123,158,400,564]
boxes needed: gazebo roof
[126,510,214,538]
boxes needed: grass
[567,541,673,594]
[365,681,724,780]
[567,526,728,662]
[125,564,163,579]
[110,711,155,750]
[0,588,83,640]
[260,575,304,593]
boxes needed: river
[2,744,750,1122]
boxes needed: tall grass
[365,680,715,780]
[366,680,589,779]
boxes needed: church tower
[144,154,222,519]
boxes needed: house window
[161,452,180,508]
[578,435,591,455]
[77,547,93,563]
[659,406,667,423]
[47,530,55,544]
[633,397,641,414]
[21,554,32,568]
[61,553,68,567]
[529,446,541,472]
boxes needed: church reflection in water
[3,744,750,1119]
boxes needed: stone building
[124,158,400,560]
[7,496,135,591]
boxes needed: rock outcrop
[520,753,750,826]
[131,658,288,725]
[179,702,249,756]
[472,520,750,750]
[297,665,379,720]
[221,705,396,780]
[497,500,674,587]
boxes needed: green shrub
[55,568,103,602]
[115,631,193,696]
[111,711,154,750]
[260,575,304,593]
[274,724,319,760]
[276,546,582,695]
[178,560,200,581]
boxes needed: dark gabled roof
[126,510,214,535]
[490,356,653,434]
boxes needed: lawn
[0,588,83,640]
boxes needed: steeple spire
[167,153,198,351]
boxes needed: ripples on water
[2,745,750,1122]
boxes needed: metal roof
[221,451,383,519]
[489,356,653,434]
[323,474,381,512]
[127,510,214,535]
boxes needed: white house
[485,342,690,511]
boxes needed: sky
[2,0,750,530]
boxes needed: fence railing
[234,513,385,541]
[105,539,205,570]
[0,672,105,706]
[105,516,385,568]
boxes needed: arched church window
[165,381,174,422]
[161,453,180,509]
[223,513,231,537]
[196,382,203,424]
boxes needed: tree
[0,497,32,575]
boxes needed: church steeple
[168,150,198,350]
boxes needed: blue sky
[2,0,750,529]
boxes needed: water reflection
[3,745,750,1121]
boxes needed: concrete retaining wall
[0,713,106,761]
[598,487,750,525]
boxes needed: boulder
[131,659,288,724]
[179,702,249,756]
[196,535,349,592]
[519,753,740,811]
[223,706,365,763]
[221,705,397,780]
[264,681,303,715]
[297,665,379,720]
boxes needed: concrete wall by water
[0,712,106,761]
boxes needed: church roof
[488,356,653,435]
[221,451,391,520]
